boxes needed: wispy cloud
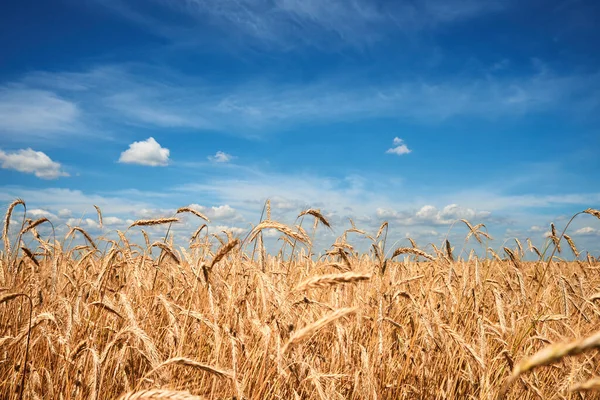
[572,227,600,236]
[118,137,170,166]
[208,151,235,163]
[189,204,243,222]
[11,64,599,136]
[0,148,69,179]
[438,189,600,211]
[0,87,80,138]
[386,137,411,156]
[95,0,507,49]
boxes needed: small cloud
[58,209,72,218]
[386,137,411,156]
[529,225,545,233]
[572,227,600,236]
[0,148,69,179]
[134,207,172,218]
[262,228,280,238]
[208,151,235,163]
[28,209,59,220]
[66,217,100,229]
[103,216,125,226]
[376,207,398,219]
[189,204,242,221]
[212,225,246,236]
[119,137,170,166]
[416,205,437,219]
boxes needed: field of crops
[1,199,600,400]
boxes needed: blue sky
[1,0,599,256]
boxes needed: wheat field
[1,199,600,400]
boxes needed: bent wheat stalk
[293,272,371,292]
[129,218,179,228]
[281,307,357,354]
[390,247,435,261]
[117,389,204,400]
[499,329,600,399]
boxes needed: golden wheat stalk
[462,219,483,244]
[147,357,233,380]
[584,208,600,220]
[514,238,524,257]
[129,218,179,228]
[570,378,600,392]
[176,207,210,222]
[503,247,520,269]
[589,292,600,301]
[248,220,310,245]
[298,209,332,229]
[20,246,40,268]
[563,234,579,257]
[407,237,417,249]
[93,205,103,228]
[117,389,205,400]
[281,307,357,354]
[376,221,388,240]
[550,222,561,253]
[190,224,207,243]
[19,218,50,236]
[390,247,435,261]
[0,292,27,305]
[436,320,484,370]
[265,199,271,220]
[149,242,180,264]
[319,262,351,272]
[500,329,600,398]
[293,272,371,291]
[3,198,25,257]
[89,301,124,320]
[67,226,97,249]
[210,238,239,269]
[445,240,454,262]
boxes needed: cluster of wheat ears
[1,199,600,399]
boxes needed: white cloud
[58,208,72,218]
[189,204,242,221]
[262,228,280,238]
[386,137,411,156]
[134,208,173,218]
[212,225,246,236]
[529,225,545,232]
[0,87,80,137]
[376,204,490,226]
[208,151,235,163]
[118,137,170,166]
[210,205,238,219]
[103,216,125,225]
[572,227,600,236]
[66,217,100,229]
[0,148,69,179]
[28,209,59,220]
